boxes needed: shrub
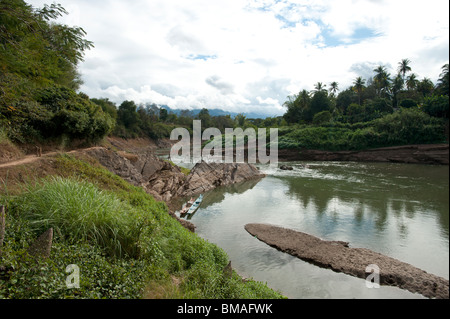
[422,95,449,118]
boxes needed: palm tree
[406,74,418,91]
[398,59,412,82]
[436,63,449,95]
[329,81,339,97]
[373,65,391,97]
[352,77,366,105]
[392,74,404,108]
[313,82,326,93]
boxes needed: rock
[280,165,293,171]
[82,147,144,186]
[27,228,53,259]
[178,161,266,197]
[245,223,449,299]
[223,261,233,278]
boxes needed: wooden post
[0,205,5,255]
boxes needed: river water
[178,161,449,299]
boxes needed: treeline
[96,99,287,140]
[283,60,449,125]
[0,0,114,145]
[279,60,449,150]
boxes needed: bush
[422,95,449,118]
[313,111,332,125]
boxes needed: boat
[186,194,203,215]
[180,197,196,215]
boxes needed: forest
[1,0,448,152]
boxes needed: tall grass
[12,176,154,258]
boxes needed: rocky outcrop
[278,144,449,165]
[245,223,449,299]
[82,147,144,187]
[81,147,265,204]
[177,161,266,197]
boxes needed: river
[178,161,449,299]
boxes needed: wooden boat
[180,197,196,215]
[186,194,203,215]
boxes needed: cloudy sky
[30,0,449,116]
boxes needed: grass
[0,154,284,299]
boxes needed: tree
[159,108,168,122]
[353,77,366,105]
[309,90,331,121]
[416,78,434,98]
[313,82,327,93]
[391,74,404,108]
[373,65,391,98]
[198,108,211,128]
[398,59,412,83]
[406,74,419,91]
[329,82,339,97]
[436,63,449,96]
[117,100,139,131]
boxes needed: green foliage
[0,1,116,145]
[0,155,284,299]
[312,111,332,125]
[280,108,445,151]
[422,95,449,118]
[9,177,154,258]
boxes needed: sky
[29,0,449,117]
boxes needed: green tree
[329,82,339,97]
[406,74,419,91]
[398,58,412,83]
[416,78,435,98]
[436,63,449,96]
[373,65,391,98]
[117,100,139,132]
[159,108,169,122]
[309,90,331,121]
[313,82,327,93]
[352,77,366,105]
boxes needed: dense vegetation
[0,155,283,299]
[0,0,113,145]
[279,61,449,150]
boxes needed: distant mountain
[160,105,275,119]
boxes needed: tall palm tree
[352,77,366,105]
[329,81,339,97]
[392,74,404,108]
[373,65,391,97]
[398,59,412,82]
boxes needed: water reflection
[276,162,449,237]
[186,161,449,298]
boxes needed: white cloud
[29,0,449,117]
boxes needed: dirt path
[245,223,449,299]
[0,147,104,169]
[0,153,55,169]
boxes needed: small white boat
[180,197,196,215]
[186,194,203,215]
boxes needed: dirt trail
[0,147,103,169]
